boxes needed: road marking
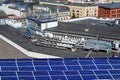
[85,50,92,58]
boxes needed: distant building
[27,11,58,32]
[68,3,98,18]
[99,0,106,3]
[67,0,96,3]
[106,0,120,3]
[98,3,120,19]
[33,4,70,21]
[24,0,39,3]
[0,2,30,17]
[98,0,120,3]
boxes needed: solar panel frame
[0,58,120,80]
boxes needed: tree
[71,13,76,19]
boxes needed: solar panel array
[0,58,120,80]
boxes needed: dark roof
[34,4,70,12]
[66,3,98,7]
[99,2,120,9]
[45,19,120,40]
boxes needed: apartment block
[98,3,120,18]
[69,3,98,18]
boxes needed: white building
[0,3,28,17]
[99,0,106,3]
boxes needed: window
[112,11,116,14]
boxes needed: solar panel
[0,58,119,80]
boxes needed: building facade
[98,3,120,18]
[106,0,120,3]
[69,4,98,18]
[33,4,70,21]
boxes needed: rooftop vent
[85,28,89,32]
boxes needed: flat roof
[34,4,70,12]
[45,19,120,40]
[0,25,116,58]
[66,3,98,7]
[99,2,120,9]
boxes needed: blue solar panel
[64,61,79,65]
[97,65,112,69]
[51,66,66,70]
[49,61,64,66]
[0,72,16,76]
[94,60,109,64]
[35,66,50,71]
[0,58,119,80]
[94,70,109,75]
[112,75,120,79]
[51,75,66,80]
[109,70,120,74]
[79,71,94,75]
[64,71,79,75]
[79,60,94,65]
[19,76,34,80]
[17,62,32,66]
[109,60,120,64]
[49,71,63,75]
[67,75,82,80]
[17,59,32,61]
[33,61,48,66]
[82,75,97,80]
[97,75,112,79]
[0,62,16,66]
[82,65,97,70]
[17,72,33,76]
[1,77,17,80]
[1,66,18,71]
[66,66,82,70]
[19,66,34,71]
[35,76,51,80]
[111,65,120,69]
[33,71,48,76]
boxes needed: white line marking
[85,50,92,58]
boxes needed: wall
[5,19,23,28]
[0,5,24,17]
[41,21,58,31]
[98,7,120,18]
[69,5,98,18]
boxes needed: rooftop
[66,3,98,7]
[0,25,115,58]
[45,19,120,40]
[99,2,120,9]
[40,0,97,7]
[34,4,70,13]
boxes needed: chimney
[49,10,51,16]
[57,8,59,14]
[115,19,119,25]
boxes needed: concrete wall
[41,21,58,31]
